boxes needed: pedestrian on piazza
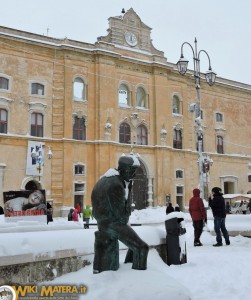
[189,188,207,247]
[208,187,230,247]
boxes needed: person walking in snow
[247,199,251,214]
[166,203,174,214]
[209,187,230,247]
[83,204,93,229]
[72,208,79,221]
[241,201,247,214]
[189,188,206,247]
[68,208,74,221]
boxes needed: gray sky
[1,0,251,84]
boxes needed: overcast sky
[1,0,250,85]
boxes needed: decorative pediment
[28,102,47,111]
[96,8,164,57]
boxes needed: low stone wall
[0,256,91,285]
[0,243,167,285]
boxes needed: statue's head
[118,155,140,182]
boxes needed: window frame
[173,128,182,149]
[137,124,148,145]
[172,95,182,115]
[119,122,131,144]
[176,169,184,179]
[73,77,86,101]
[216,112,223,123]
[31,82,45,97]
[30,112,44,137]
[0,108,8,134]
[216,135,224,154]
[73,116,86,140]
[136,86,147,108]
[74,163,86,176]
[118,83,131,107]
[0,77,9,91]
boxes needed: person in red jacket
[72,208,79,222]
[189,188,206,246]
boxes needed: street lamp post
[177,38,216,199]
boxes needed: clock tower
[97,8,164,57]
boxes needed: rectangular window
[75,183,85,192]
[73,117,86,140]
[75,164,85,175]
[31,113,43,137]
[176,186,183,194]
[248,175,251,183]
[176,170,183,179]
[0,77,9,90]
[217,136,224,154]
[31,83,45,96]
[173,129,182,149]
[0,109,8,133]
[176,185,184,210]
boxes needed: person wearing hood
[68,208,74,221]
[189,188,206,246]
[72,208,79,221]
[166,202,174,214]
[209,187,230,247]
[83,204,93,229]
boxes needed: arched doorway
[21,177,42,190]
[130,160,148,210]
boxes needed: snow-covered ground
[1,207,251,300]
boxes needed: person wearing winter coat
[247,199,251,214]
[209,187,230,247]
[68,208,74,221]
[166,203,174,214]
[72,208,79,221]
[241,201,247,214]
[225,202,231,214]
[83,205,93,229]
[189,188,206,246]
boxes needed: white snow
[1,207,251,300]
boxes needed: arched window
[0,108,8,133]
[118,84,130,106]
[31,112,43,137]
[73,116,86,140]
[216,113,223,122]
[137,124,148,145]
[173,129,182,149]
[119,122,131,144]
[31,83,45,96]
[136,87,147,108]
[217,136,224,154]
[0,77,9,90]
[172,95,182,114]
[73,77,85,100]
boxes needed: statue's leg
[124,248,133,263]
[109,224,149,270]
[93,230,119,273]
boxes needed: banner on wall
[3,189,47,222]
[26,141,45,176]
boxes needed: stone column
[0,163,7,206]
[147,177,154,207]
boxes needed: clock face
[124,32,138,46]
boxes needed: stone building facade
[0,8,250,215]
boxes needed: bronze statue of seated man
[91,155,149,273]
